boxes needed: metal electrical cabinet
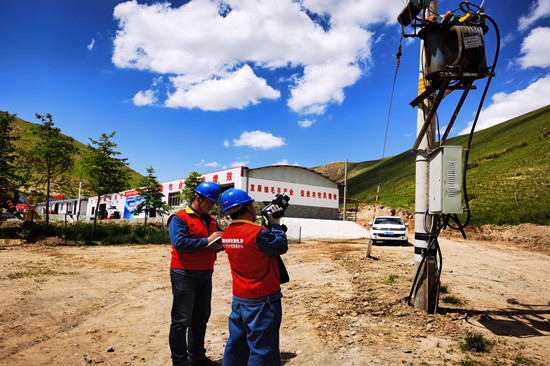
[428,146,463,214]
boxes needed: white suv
[368,216,409,244]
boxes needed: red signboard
[50,194,67,201]
[125,190,139,197]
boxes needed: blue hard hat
[221,188,254,213]
[194,181,221,204]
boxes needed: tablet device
[206,236,222,248]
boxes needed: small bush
[441,294,464,306]
[460,333,491,353]
[439,284,449,294]
[21,222,60,239]
[381,273,399,285]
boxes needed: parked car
[368,216,409,244]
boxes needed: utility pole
[343,158,348,221]
[414,0,438,313]
[77,172,82,221]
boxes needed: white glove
[268,206,283,225]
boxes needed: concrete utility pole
[343,158,348,221]
[414,0,438,313]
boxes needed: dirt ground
[1,223,549,365]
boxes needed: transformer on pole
[398,0,496,313]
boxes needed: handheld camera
[261,194,290,219]
[261,194,290,232]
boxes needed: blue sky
[1,0,549,183]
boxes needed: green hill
[6,113,143,197]
[316,105,550,226]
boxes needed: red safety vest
[169,207,218,271]
[222,220,281,298]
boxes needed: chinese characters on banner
[50,194,67,200]
[161,167,243,193]
[247,178,338,208]
[200,167,241,185]
[249,184,337,201]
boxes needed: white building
[36,195,88,220]
[83,165,339,220]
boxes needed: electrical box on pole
[428,146,463,214]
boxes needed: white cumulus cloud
[165,65,279,110]
[133,89,157,106]
[112,0,402,114]
[230,161,249,168]
[196,159,219,167]
[517,27,550,68]
[519,0,550,31]
[298,119,315,128]
[87,38,95,51]
[459,75,550,135]
[233,130,286,150]
[272,159,300,166]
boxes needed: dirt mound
[314,161,345,182]
[355,205,416,230]
[440,223,550,255]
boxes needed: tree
[133,166,170,230]
[0,112,21,221]
[26,113,78,225]
[83,131,131,231]
[0,112,20,190]
[179,171,203,206]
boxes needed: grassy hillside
[7,113,143,197]
[317,105,550,226]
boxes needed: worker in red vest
[220,188,288,366]
[167,181,223,366]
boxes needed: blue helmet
[221,188,254,213]
[194,181,221,204]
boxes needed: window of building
[168,192,181,207]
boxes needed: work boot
[189,356,218,366]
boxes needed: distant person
[167,181,223,366]
[220,188,288,366]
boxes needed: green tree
[83,131,131,231]
[0,112,20,190]
[133,166,170,230]
[26,113,78,225]
[179,171,203,206]
[0,112,21,221]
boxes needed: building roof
[246,165,340,186]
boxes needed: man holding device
[220,188,288,366]
[167,181,223,366]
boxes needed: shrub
[441,294,464,306]
[381,273,399,285]
[460,333,491,353]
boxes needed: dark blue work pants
[169,269,213,366]
[223,294,282,366]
